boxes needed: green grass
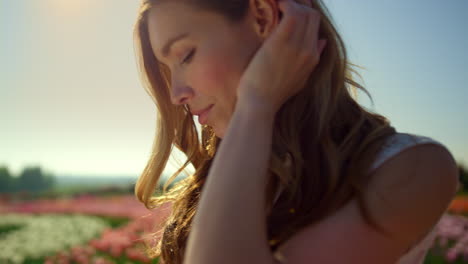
[0,223,23,237]
[93,215,130,228]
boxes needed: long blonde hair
[133,0,396,263]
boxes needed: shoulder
[364,141,459,245]
[273,141,459,264]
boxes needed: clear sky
[1,0,467,177]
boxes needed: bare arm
[183,0,324,263]
[184,95,277,264]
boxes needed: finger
[304,9,321,55]
[299,6,318,45]
[276,0,300,42]
[278,0,309,44]
[296,11,311,48]
[292,5,310,46]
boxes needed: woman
[133,0,459,263]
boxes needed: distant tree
[16,166,55,192]
[18,167,40,192]
[459,163,468,193]
[0,166,13,192]
[43,171,56,189]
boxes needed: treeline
[458,163,468,194]
[0,163,467,194]
[0,166,55,193]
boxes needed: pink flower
[446,248,459,262]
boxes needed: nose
[170,85,194,105]
[170,78,194,106]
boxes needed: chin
[214,130,223,139]
[212,126,225,139]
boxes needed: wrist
[236,93,276,121]
[236,81,278,118]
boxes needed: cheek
[191,54,238,99]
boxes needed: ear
[249,0,280,39]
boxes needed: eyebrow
[161,32,190,59]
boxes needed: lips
[191,105,211,116]
[196,104,214,125]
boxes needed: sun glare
[46,0,93,17]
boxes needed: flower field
[0,214,108,263]
[0,195,171,264]
[1,194,468,263]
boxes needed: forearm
[184,95,276,264]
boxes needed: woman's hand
[237,0,327,115]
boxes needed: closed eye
[181,48,195,65]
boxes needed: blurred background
[1,0,467,263]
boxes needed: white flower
[0,214,109,263]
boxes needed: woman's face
[147,1,263,138]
